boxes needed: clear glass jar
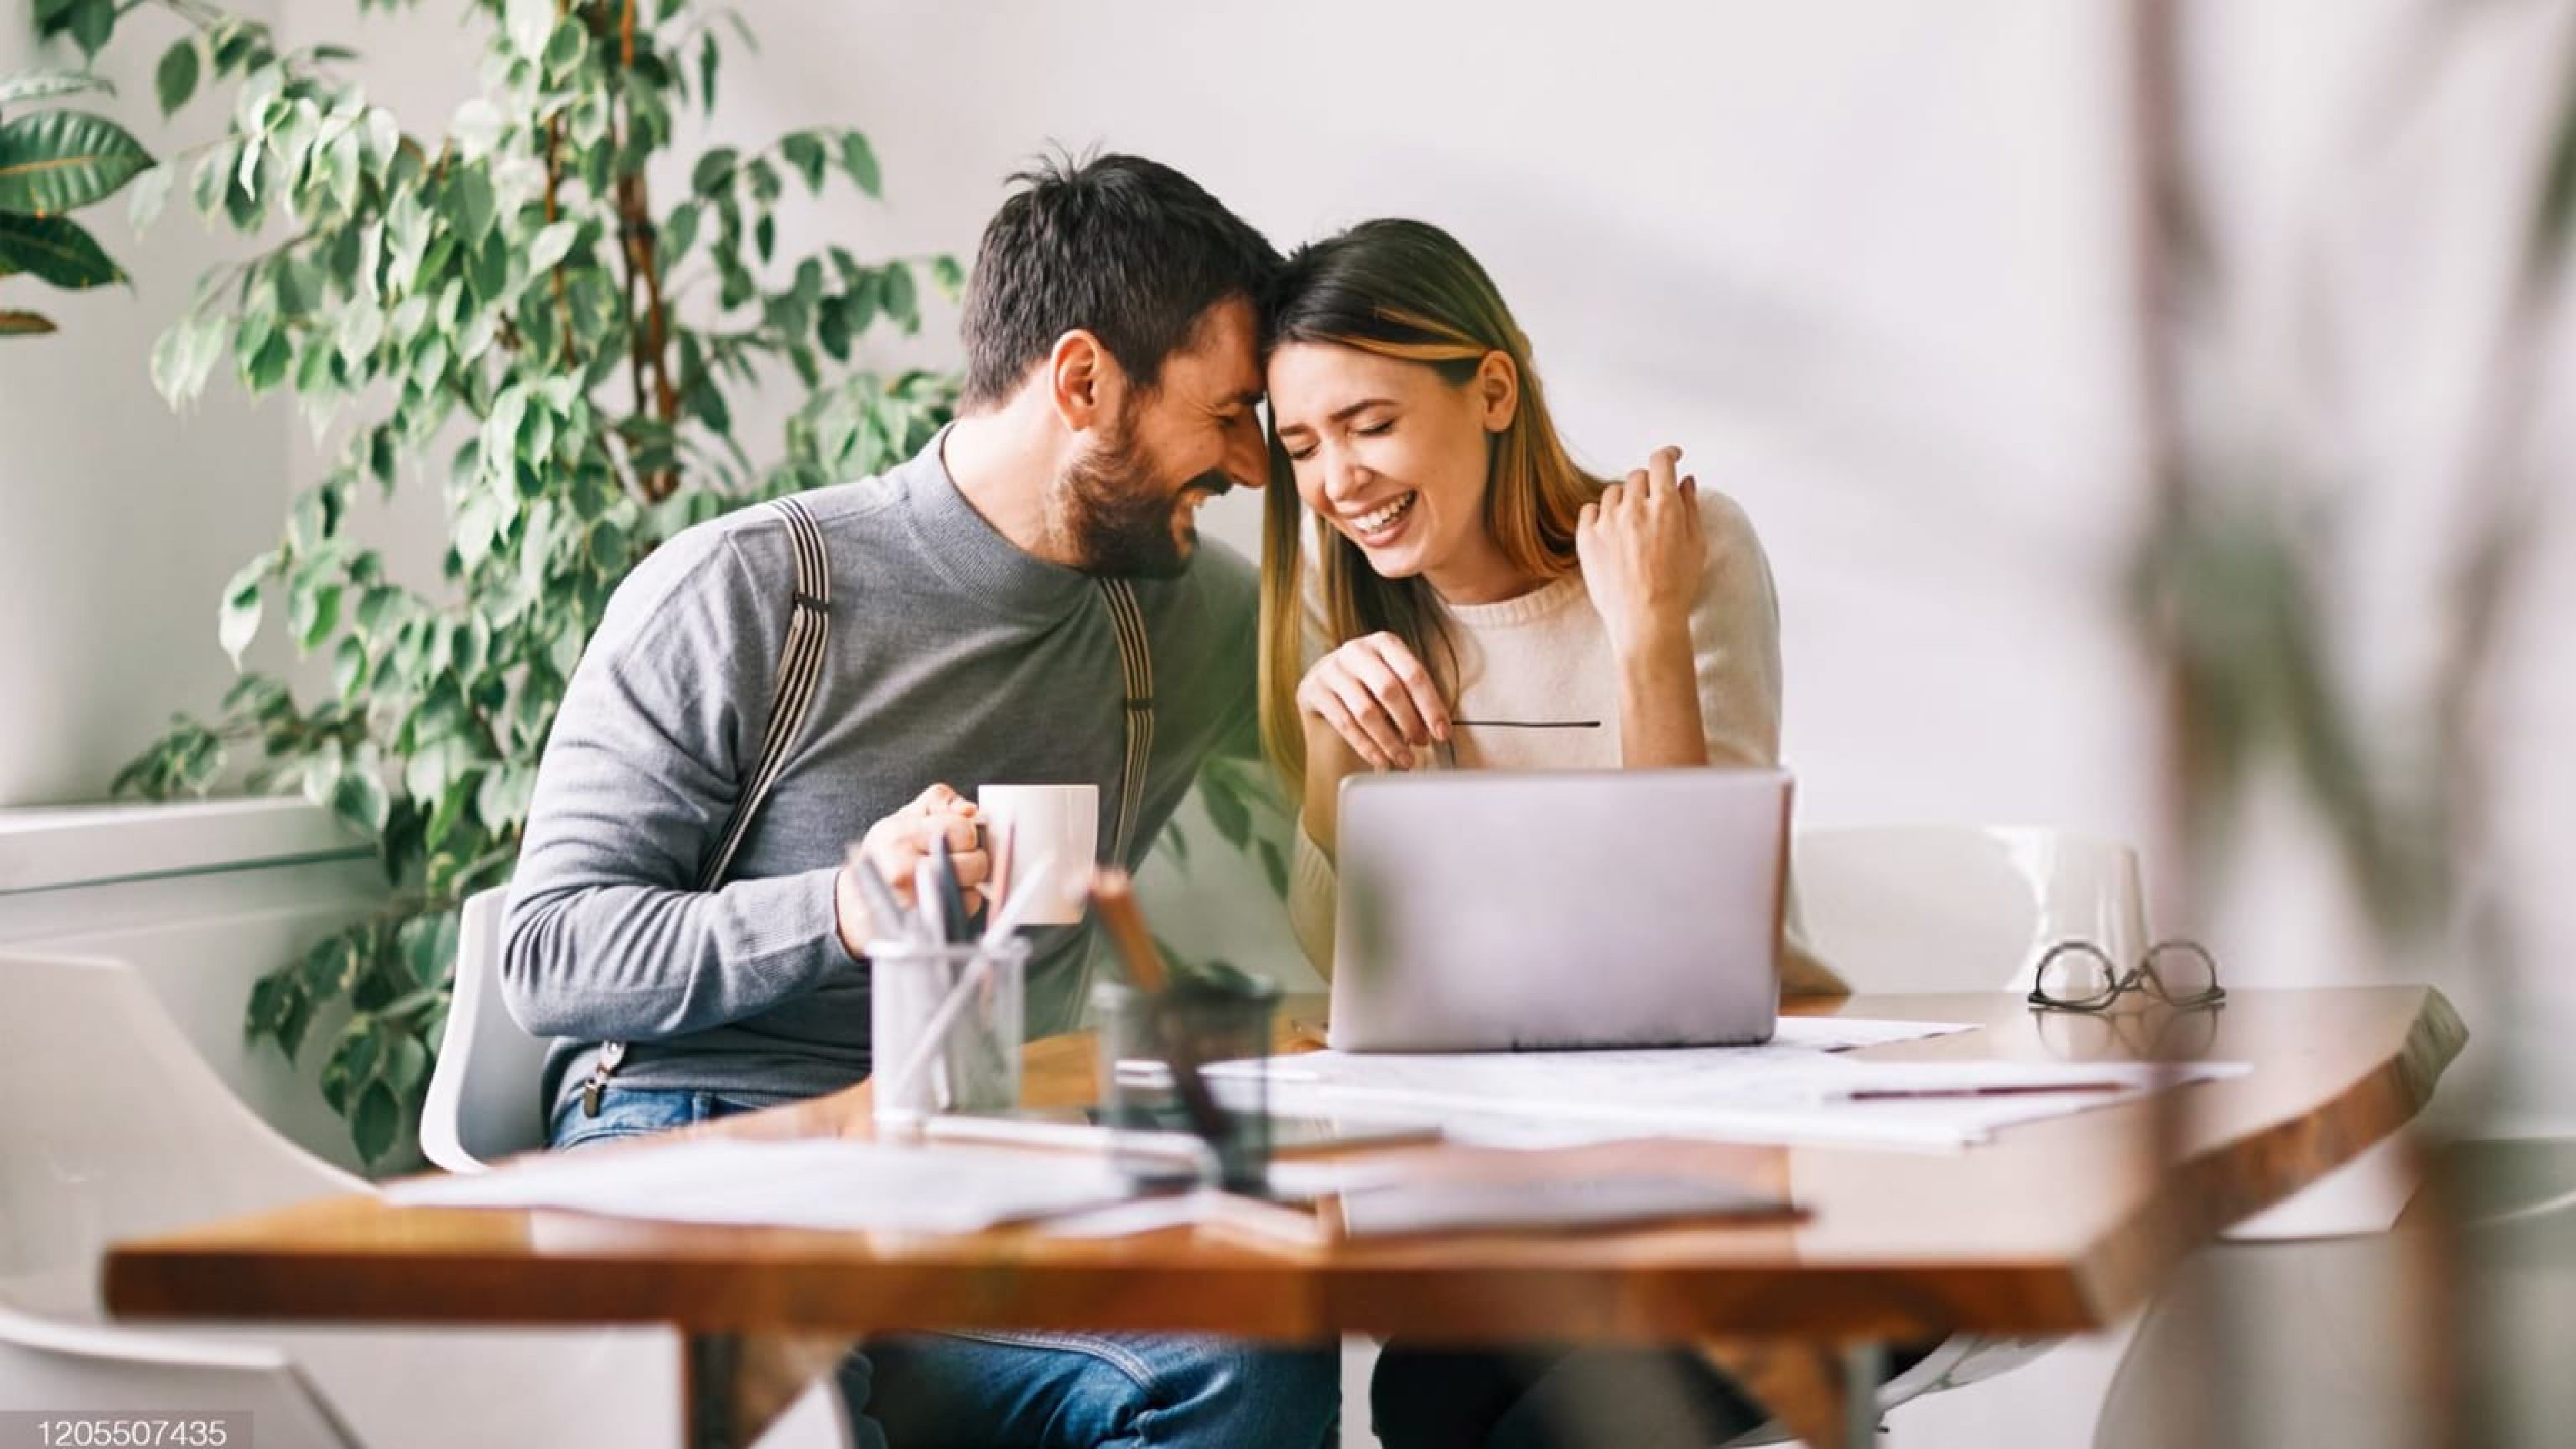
[869,937,1029,1131]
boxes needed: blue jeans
[552,1087,1337,1449]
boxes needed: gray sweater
[501,431,1258,1114]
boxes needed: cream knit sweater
[1287,487,1847,995]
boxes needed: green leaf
[292,578,342,652]
[0,210,121,288]
[839,132,879,197]
[816,294,849,360]
[336,302,384,370]
[0,309,58,335]
[333,635,367,698]
[156,40,200,116]
[691,146,737,197]
[0,110,152,218]
[882,262,917,330]
[352,1079,399,1163]
[930,254,963,299]
[527,219,579,275]
[440,167,496,248]
[450,96,504,160]
[398,910,460,989]
[152,310,227,406]
[382,1030,429,1096]
[504,0,553,60]
[781,131,827,193]
[125,162,172,234]
[66,0,114,60]
[1203,773,1253,849]
[208,18,266,78]
[659,201,700,270]
[543,19,587,78]
[475,764,533,831]
[696,32,718,113]
[217,557,267,665]
[0,69,113,107]
[333,767,390,835]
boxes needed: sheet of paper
[388,1138,1138,1235]
[1205,1018,2248,1152]
[1028,1158,1414,1240]
[1768,1015,1984,1052]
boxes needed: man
[501,153,1334,1448]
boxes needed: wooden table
[105,989,2463,1447]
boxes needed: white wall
[0,3,303,810]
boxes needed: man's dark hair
[960,152,1281,409]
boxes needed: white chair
[1792,824,2151,994]
[420,885,550,1172]
[0,1302,362,1449]
[0,949,849,1449]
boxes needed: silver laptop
[1329,768,1791,1053]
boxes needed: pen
[1089,867,1168,994]
[1090,867,1228,1153]
[914,857,949,947]
[930,835,970,945]
[847,847,919,945]
[1839,1081,2131,1102]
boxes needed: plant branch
[541,109,575,367]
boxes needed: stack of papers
[1207,1018,2250,1152]
[387,1138,1137,1234]
[1028,1160,1792,1245]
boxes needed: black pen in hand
[930,835,971,945]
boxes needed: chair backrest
[0,953,361,1313]
[0,1303,360,1449]
[419,885,551,1172]
[1791,825,2150,994]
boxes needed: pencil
[1089,866,1169,994]
[1841,1081,2130,1102]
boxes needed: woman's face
[1267,341,1514,588]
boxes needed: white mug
[977,784,1100,926]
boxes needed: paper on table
[1768,1016,1985,1052]
[1030,1159,1413,1240]
[1206,1019,2249,1152]
[1203,1017,1978,1092]
[1336,1173,1791,1238]
[388,1138,1138,1235]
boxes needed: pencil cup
[869,938,1029,1133]
[1093,971,1281,1192]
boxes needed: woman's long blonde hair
[1258,219,1609,795]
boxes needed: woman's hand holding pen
[833,783,988,958]
[1578,445,1707,662]
[1297,631,1450,771]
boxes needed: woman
[1259,217,1841,994]
[1257,218,1853,1448]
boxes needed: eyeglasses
[2028,938,2224,1012]
[2031,998,2224,1063]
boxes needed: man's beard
[1055,417,1224,580]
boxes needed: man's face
[1054,297,1269,578]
